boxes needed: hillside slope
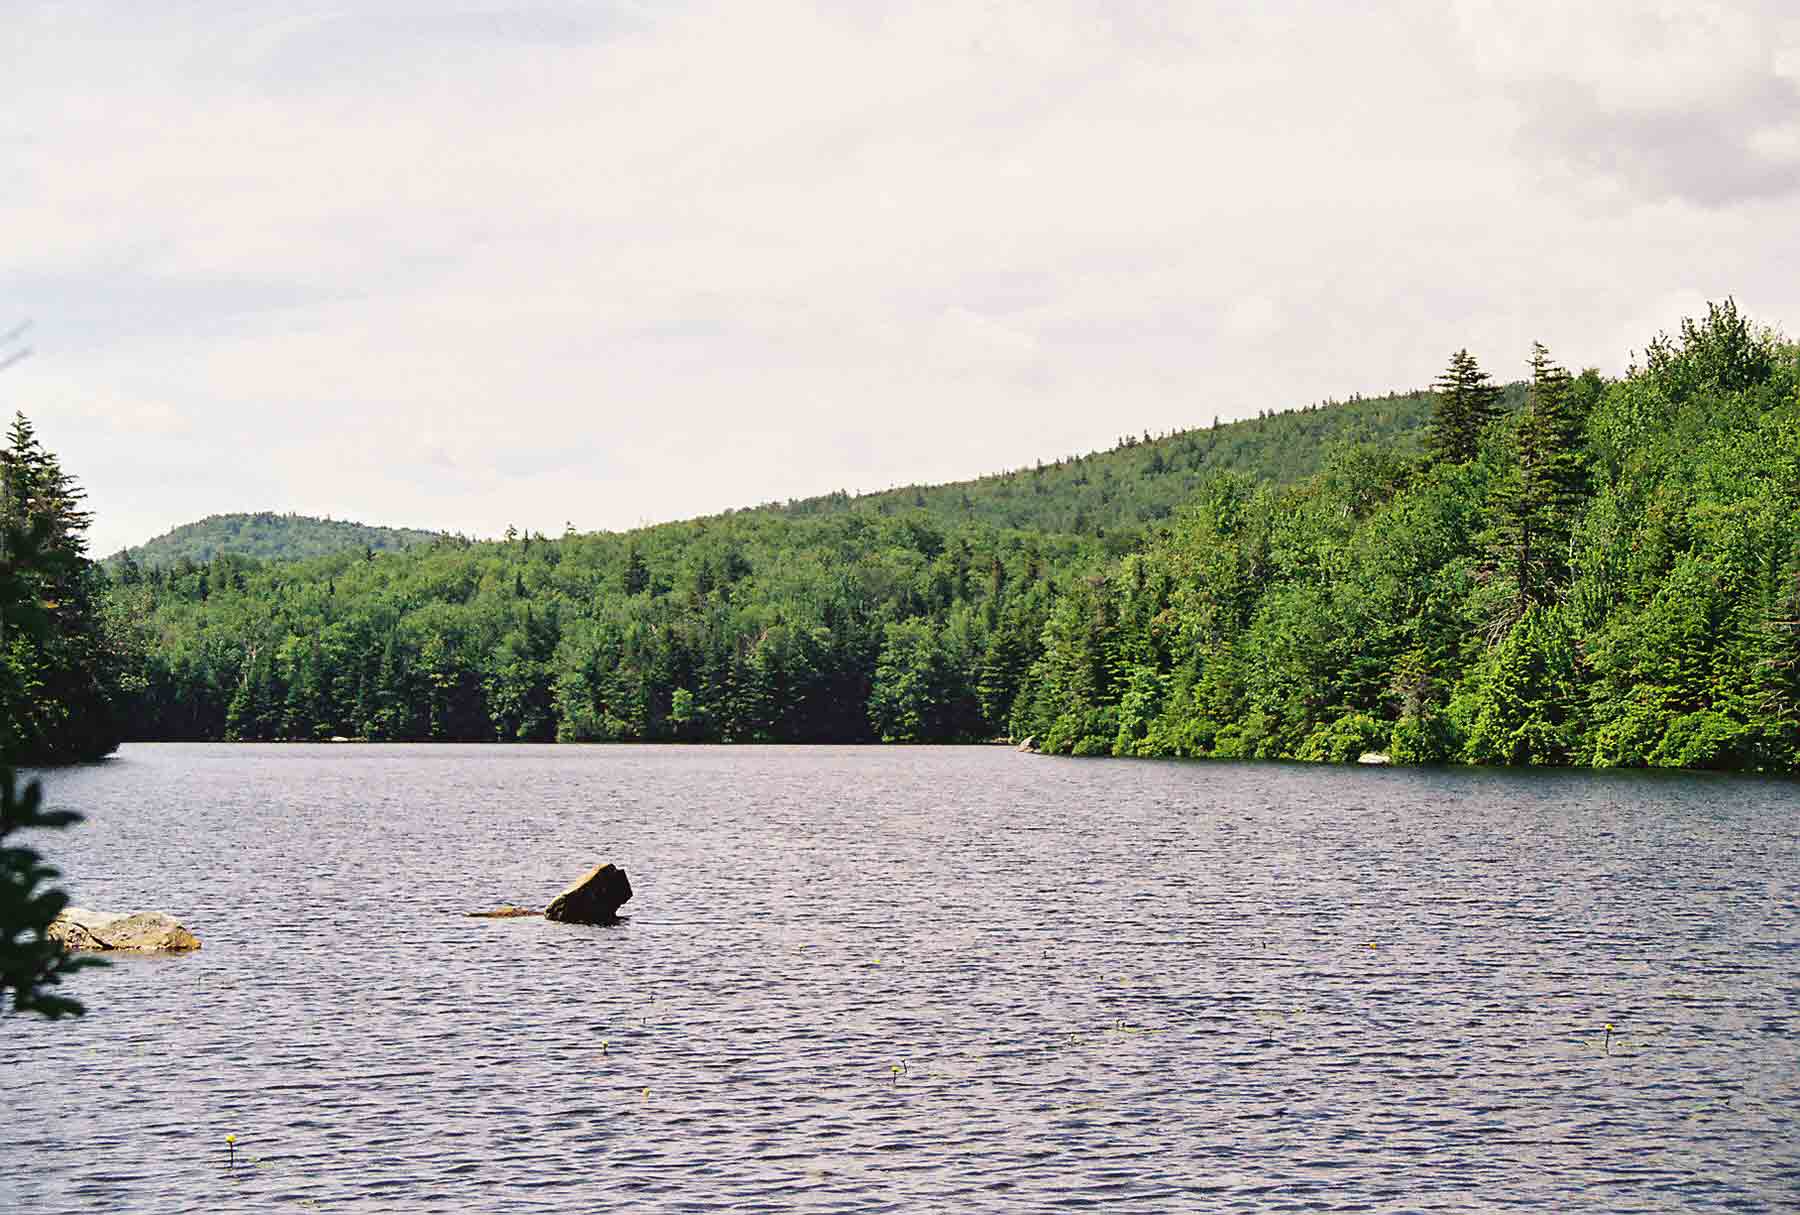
[749,385,1502,543]
[108,384,1474,573]
[108,512,443,569]
[93,366,1583,754]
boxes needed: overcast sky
[7,1,1799,555]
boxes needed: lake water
[4,744,1798,1213]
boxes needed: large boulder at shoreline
[48,908,201,953]
[545,863,632,925]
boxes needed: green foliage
[102,383,1458,750]
[2,414,123,763]
[99,304,1800,774]
[763,387,1452,539]
[106,512,443,571]
[1643,297,1777,402]
[1483,343,1589,632]
[1296,712,1387,763]
[1389,707,1456,765]
[868,620,947,742]
[1649,711,1761,770]
[1456,606,1584,765]
[107,507,1085,747]
[1004,304,1797,773]
[1,768,102,1018]
[0,414,117,1018]
[1428,349,1502,465]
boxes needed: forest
[1010,305,1799,768]
[16,301,1799,772]
[105,512,443,572]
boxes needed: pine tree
[1487,344,1587,629]
[975,615,1033,731]
[1462,605,1583,764]
[0,413,121,762]
[1523,344,1587,589]
[1428,349,1502,465]
[622,546,650,596]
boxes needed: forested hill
[107,512,444,570]
[97,301,1800,771]
[752,385,1495,543]
[115,385,1469,574]
[93,382,1476,745]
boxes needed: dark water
[4,744,1797,1213]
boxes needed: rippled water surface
[4,744,1798,1212]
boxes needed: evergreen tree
[1428,349,1502,465]
[622,546,650,596]
[0,413,122,763]
[975,614,1034,732]
[1487,344,1586,629]
[1523,342,1587,564]
[1458,605,1583,764]
[868,619,955,742]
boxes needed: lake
[4,744,1797,1212]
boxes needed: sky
[6,1,1799,556]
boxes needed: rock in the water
[1016,736,1036,753]
[544,863,632,924]
[48,908,201,953]
[46,914,108,951]
[1356,752,1392,765]
[467,904,542,919]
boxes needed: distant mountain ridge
[107,512,444,569]
[108,382,1513,573]
[759,385,1483,532]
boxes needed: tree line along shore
[7,301,1797,771]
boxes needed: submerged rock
[467,904,542,919]
[544,863,633,925]
[49,908,201,953]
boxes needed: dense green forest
[1008,303,1800,769]
[91,386,1471,744]
[760,385,1470,542]
[105,512,443,572]
[105,391,1448,575]
[1,415,122,764]
[104,510,1095,745]
[95,302,1799,771]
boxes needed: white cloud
[1451,0,1800,204]
[1220,296,1283,343]
[2,1,1796,554]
